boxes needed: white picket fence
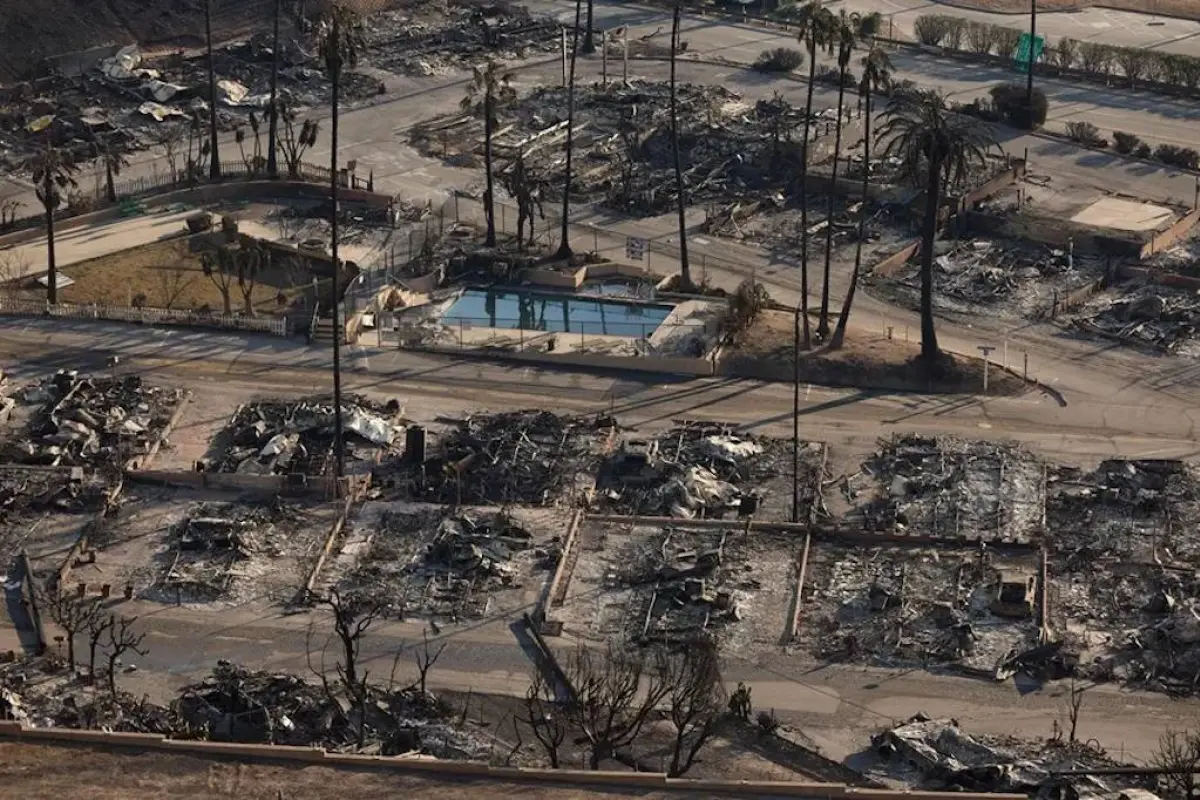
[0,297,289,336]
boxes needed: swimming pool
[441,288,673,338]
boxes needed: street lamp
[977,345,996,394]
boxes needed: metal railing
[0,297,288,336]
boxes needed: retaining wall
[960,211,1145,256]
[868,240,920,278]
[0,720,1027,799]
[1141,207,1200,260]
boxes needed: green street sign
[1014,33,1045,71]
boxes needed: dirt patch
[13,236,313,315]
[935,0,1200,22]
[724,310,1028,395]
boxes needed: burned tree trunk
[670,1,691,290]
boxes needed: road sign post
[1014,32,1045,74]
[625,236,647,261]
[978,345,996,393]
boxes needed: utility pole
[561,27,568,86]
[1025,0,1037,127]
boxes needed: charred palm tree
[794,0,835,351]
[877,90,995,363]
[830,46,892,350]
[462,61,516,247]
[820,11,878,338]
[317,3,365,480]
[670,0,691,290]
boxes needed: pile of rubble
[210,397,402,475]
[1071,283,1200,354]
[175,661,489,757]
[614,524,747,645]
[377,411,597,505]
[873,238,1099,320]
[1047,460,1200,694]
[0,675,182,734]
[365,0,559,77]
[867,714,1147,796]
[853,435,1044,542]
[415,81,842,218]
[598,422,801,519]
[800,545,1040,672]
[343,508,551,618]
[153,500,302,602]
[1,371,182,469]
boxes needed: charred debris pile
[174,661,488,757]
[612,523,749,646]
[375,410,600,505]
[1071,282,1200,354]
[415,81,842,218]
[0,370,183,469]
[340,508,555,619]
[851,434,1044,543]
[0,659,488,758]
[0,34,379,175]
[208,396,403,476]
[153,499,303,603]
[597,421,807,520]
[799,543,1040,673]
[365,0,559,76]
[1047,459,1200,695]
[867,714,1146,797]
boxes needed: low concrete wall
[0,720,1028,799]
[411,343,717,377]
[869,240,920,278]
[961,211,1145,256]
[1142,207,1200,260]
[1049,278,1106,318]
[524,266,586,289]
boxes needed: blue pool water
[441,288,673,338]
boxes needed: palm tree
[267,0,283,179]
[462,61,516,247]
[94,138,129,204]
[794,0,835,350]
[816,11,858,340]
[205,0,221,179]
[830,46,892,350]
[318,3,365,481]
[556,0,584,260]
[877,90,996,363]
[30,140,79,305]
[670,0,691,290]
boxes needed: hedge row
[913,14,1200,92]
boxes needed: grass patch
[44,236,316,316]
